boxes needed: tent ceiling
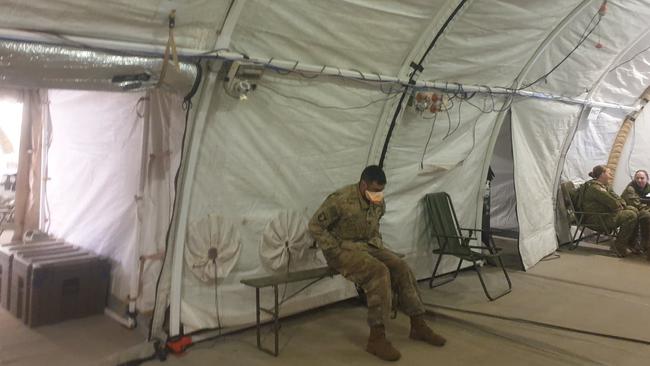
[0,0,231,49]
[0,0,648,105]
[231,0,447,76]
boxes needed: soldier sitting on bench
[309,165,446,361]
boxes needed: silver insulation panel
[0,40,197,93]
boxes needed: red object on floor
[167,336,193,354]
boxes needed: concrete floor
[3,247,650,365]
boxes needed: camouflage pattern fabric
[622,181,650,210]
[309,184,425,326]
[576,179,638,250]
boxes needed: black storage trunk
[11,251,110,327]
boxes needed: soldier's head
[588,165,612,184]
[634,170,648,188]
[359,165,386,205]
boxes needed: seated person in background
[621,169,650,255]
[308,165,445,362]
[575,165,641,257]
[622,170,650,210]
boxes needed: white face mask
[365,190,384,204]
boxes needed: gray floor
[3,247,650,366]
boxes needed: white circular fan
[260,210,314,272]
[185,214,241,282]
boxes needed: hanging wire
[518,10,602,90]
[420,111,438,170]
[257,83,401,110]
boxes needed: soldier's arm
[610,189,629,209]
[592,187,622,211]
[368,202,385,246]
[621,186,641,208]
[308,195,342,252]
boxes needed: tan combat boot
[409,314,446,346]
[366,325,401,361]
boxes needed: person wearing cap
[308,165,445,361]
[576,165,640,257]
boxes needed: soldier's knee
[638,210,650,222]
[394,258,412,275]
[368,262,390,281]
[621,210,637,222]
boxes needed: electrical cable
[212,238,223,335]
[147,61,202,341]
[420,111,438,170]
[608,43,650,73]
[422,302,650,346]
[519,12,602,90]
[379,0,469,167]
[257,83,400,110]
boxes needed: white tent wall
[47,90,144,303]
[381,95,506,278]
[624,107,650,189]
[176,73,396,330]
[591,29,650,106]
[512,100,582,269]
[489,116,518,231]
[562,108,627,186]
[137,90,186,312]
[46,89,185,314]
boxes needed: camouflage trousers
[637,209,650,250]
[322,242,425,326]
[585,208,637,250]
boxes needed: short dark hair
[360,165,386,185]
[635,169,649,179]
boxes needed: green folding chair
[561,181,619,250]
[424,192,511,301]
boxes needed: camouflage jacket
[621,182,650,210]
[575,179,625,214]
[308,183,385,252]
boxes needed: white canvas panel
[420,0,579,87]
[381,94,503,278]
[592,30,650,106]
[231,0,447,76]
[0,0,231,50]
[512,99,581,269]
[179,75,396,329]
[523,0,650,98]
[47,90,145,300]
[137,90,185,311]
[562,108,627,186]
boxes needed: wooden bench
[240,266,339,356]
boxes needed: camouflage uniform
[576,179,638,253]
[308,184,424,326]
[621,182,650,210]
[621,181,650,253]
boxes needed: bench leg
[274,284,279,357]
[256,288,261,350]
